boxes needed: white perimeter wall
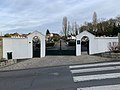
[3,38,28,59]
[94,37,118,54]
[76,31,118,56]
[3,31,45,59]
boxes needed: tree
[87,23,93,32]
[62,16,68,38]
[80,25,87,32]
[112,23,120,36]
[93,12,98,32]
[46,29,50,35]
[116,16,120,25]
[4,33,11,37]
[71,22,75,35]
[67,21,71,36]
[75,22,78,35]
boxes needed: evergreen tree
[93,12,98,32]
[46,29,50,35]
[62,16,68,38]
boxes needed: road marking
[71,66,120,73]
[77,84,120,90]
[73,73,120,82]
[69,62,120,69]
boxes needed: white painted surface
[71,66,120,73]
[3,38,28,59]
[27,31,45,58]
[3,31,45,59]
[76,31,95,56]
[69,62,120,69]
[77,84,120,90]
[76,31,118,56]
[95,37,118,54]
[73,72,120,82]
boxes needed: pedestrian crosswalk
[73,72,120,82]
[69,61,120,90]
[77,84,120,90]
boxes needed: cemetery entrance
[81,36,89,55]
[46,39,76,56]
[33,36,41,58]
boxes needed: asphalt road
[1,61,120,90]
[0,66,76,90]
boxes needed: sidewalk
[0,55,118,71]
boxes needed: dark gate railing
[46,49,76,56]
[46,40,76,56]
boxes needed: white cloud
[0,0,120,34]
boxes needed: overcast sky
[0,0,120,34]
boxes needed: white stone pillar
[76,39,81,56]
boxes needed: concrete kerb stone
[0,62,5,67]
[101,53,120,59]
[0,59,17,68]
[13,59,17,63]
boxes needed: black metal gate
[81,41,89,54]
[46,40,76,56]
[33,37,40,58]
[46,49,76,55]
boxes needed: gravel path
[0,55,117,71]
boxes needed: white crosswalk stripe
[77,84,120,90]
[69,61,120,90]
[73,72,120,82]
[69,62,120,69]
[71,66,120,73]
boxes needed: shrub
[108,42,119,53]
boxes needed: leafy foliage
[46,29,50,35]
[62,12,120,37]
[4,34,11,37]
[108,42,119,52]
